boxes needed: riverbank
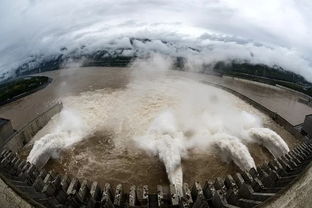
[0,76,51,107]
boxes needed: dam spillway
[19,72,298,189]
[1,141,312,208]
[0,67,311,208]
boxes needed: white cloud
[0,0,312,81]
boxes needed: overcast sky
[1,0,312,80]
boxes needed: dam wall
[302,115,312,138]
[0,140,311,208]
[0,102,63,152]
[0,118,14,142]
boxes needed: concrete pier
[0,140,311,207]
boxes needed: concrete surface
[0,177,33,208]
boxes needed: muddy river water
[0,67,311,192]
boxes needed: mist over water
[26,61,290,190]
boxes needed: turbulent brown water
[16,68,300,191]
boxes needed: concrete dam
[0,67,312,208]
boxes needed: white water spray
[27,109,89,167]
[248,127,290,158]
[213,133,256,171]
[135,111,185,195]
